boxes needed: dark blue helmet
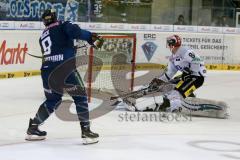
[41,9,57,26]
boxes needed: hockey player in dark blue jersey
[25,9,103,144]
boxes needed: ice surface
[0,71,240,160]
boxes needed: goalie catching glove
[149,78,165,89]
[91,33,104,49]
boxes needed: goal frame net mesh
[75,34,137,102]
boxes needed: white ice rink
[0,71,240,160]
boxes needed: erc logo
[141,42,157,61]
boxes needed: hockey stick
[27,52,43,59]
[26,45,88,59]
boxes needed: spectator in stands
[174,14,187,25]
[221,16,229,27]
[211,16,221,26]
[211,16,230,27]
[198,17,208,26]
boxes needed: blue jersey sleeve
[62,21,93,44]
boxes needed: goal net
[75,34,137,101]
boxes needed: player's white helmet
[166,35,182,49]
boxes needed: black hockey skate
[156,93,196,112]
[154,96,170,112]
[81,125,99,145]
[25,119,47,141]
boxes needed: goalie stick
[110,82,175,101]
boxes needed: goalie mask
[41,9,57,26]
[166,35,182,49]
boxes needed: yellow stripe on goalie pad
[175,80,184,89]
[184,85,197,97]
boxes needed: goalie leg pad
[181,97,229,119]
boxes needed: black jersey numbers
[188,52,195,59]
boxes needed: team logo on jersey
[142,42,157,61]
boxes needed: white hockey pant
[166,90,182,112]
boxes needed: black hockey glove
[91,33,104,49]
[181,67,192,81]
[149,78,165,89]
